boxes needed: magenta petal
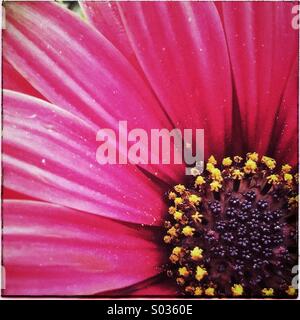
[3,58,45,100]
[3,90,167,226]
[3,200,162,296]
[3,1,183,183]
[80,1,139,69]
[118,1,232,159]
[272,59,298,166]
[217,2,298,156]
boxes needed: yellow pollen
[174,197,183,206]
[262,288,274,296]
[247,152,259,162]
[194,287,203,296]
[167,227,177,237]
[190,247,203,261]
[169,253,179,263]
[172,246,182,256]
[206,162,215,173]
[178,267,189,277]
[188,194,201,205]
[182,226,195,237]
[266,174,280,185]
[282,164,292,173]
[174,184,186,194]
[262,156,276,169]
[234,156,243,163]
[192,211,203,223]
[231,284,244,297]
[211,168,223,181]
[284,173,293,183]
[208,155,217,165]
[231,169,244,180]
[286,286,296,296]
[195,175,206,186]
[174,211,183,221]
[163,235,172,244]
[205,287,215,296]
[168,206,176,215]
[168,192,176,200]
[195,266,208,281]
[244,159,257,174]
[210,180,222,192]
[222,157,233,167]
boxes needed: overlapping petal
[3,90,167,225]
[3,1,184,183]
[217,1,298,157]
[3,200,162,295]
[118,1,233,159]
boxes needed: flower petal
[217,2,298,156]
[3,58,45,100]
[118,1,233,159]
[3,90,166,226]
[3,200,162,296]
[271,59,298,166]
[80,1,139,69]
[3,1,183,183]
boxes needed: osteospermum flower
[2,1,298,297]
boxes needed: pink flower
[2,1,298,297]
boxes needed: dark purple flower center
[162,154,298,298]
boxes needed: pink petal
[271,59,298,166]
[3,200,162,296]
[3,90,167,226]
[217,2,298,156]
[129,279,178,296]
[118,1,233,159]
[3,58,45,100]
[3,1,184,183]
[80,1,139,69]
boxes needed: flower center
[163,153,298,298]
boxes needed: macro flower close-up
[1,1,299,298]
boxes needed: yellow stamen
[210,180,222,192]
[266,174,280,185]
[172,246,182,256]
[285,286,297,296]
[188,194,201,205]
[191,211,203,223]
[168,206,176,215]
[262,156,276,170]
[206,162,215,173]
[174,197,183,206]
[284,173,293,183]
[244,159,257,174]
[195,175,206,186]
[174,211,183,221]
[163,235,172,244]
[178,267,189,277]
[282,164,292,173]
[247,152,259,162]
[222,157,233,167]
[182,226,195,237]
[231,284,244,297]
[211,168,223,182]
[231,169,244,180]
[205,287,215,296]
[195,266,208,281]
[169,253,179,263]
[190,247,203,261]
[234,156,243,163]
[168,191,176,200]
[194,287,203,296]
[262,288,274,296]
[208,155,217,165]
[174,184,186,194]
[167,227,177,237]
